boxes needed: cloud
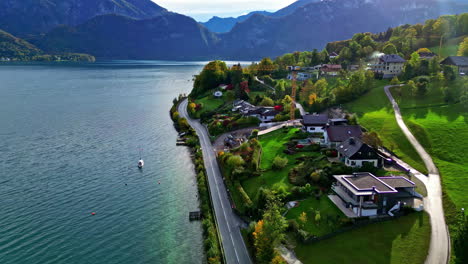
[154,0,296,21]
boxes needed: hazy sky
[154,0,297,21]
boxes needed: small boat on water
[137,148,144,168]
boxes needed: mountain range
[1,0,467,60]
[201,0,321,33]
[0,0,166,36]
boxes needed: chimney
[349,137,355,145]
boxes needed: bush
[272,156,288,170]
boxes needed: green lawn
[195,94,226,116]
[345,81,428,174]
[241,128,305,202]
[241,128,324,202]
[392,80,468,210]
[429,36,466,57]
[294,212,431,264]
[258,128,300,169]
[285,197,345,237]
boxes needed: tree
[339,47,352,61]
[227,155,245,168]
[406,80,417,96]
[362,132,383,148]
[416,48,431,53]
[314,210,321,224]
[409,52,421,68]
[314,79,328,95]
[390,76,400,85]
[188,102,197,114]
[258,57,275,76]
[272,156,288,170]
[298,212,307,228]
[382,43,398,54]
[458,37,468,57]
[310,171,321,183]
[259,96,274,106]
[271,255,287,264]
[308,93,317,106]
[253,199,288,264]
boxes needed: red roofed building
[321,64,342,76]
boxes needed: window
[351,161,356,166]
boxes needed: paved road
[384,85,449,264]
[179,99,252,264]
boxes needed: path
[178,99,252,264]
[384,85,449,264]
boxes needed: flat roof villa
[330,172,421,218]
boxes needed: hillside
[0,0,166,36]
[219,0,468,59]
[0,28,95,62]
[0,29,43,58]
[36,13,219,60]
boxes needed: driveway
[384,85,449,264]
[178,99,252,264]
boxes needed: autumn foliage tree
[253,199,288,264]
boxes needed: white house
[336,137,380,168]
[329,52,339,59]
[247,107,279,123]
[440,56,468,74]
[301,114,328,135]
[287,72,312,81]
[371,54,406,78]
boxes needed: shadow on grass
[294,212,430,264]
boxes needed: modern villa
[330,172,421,217]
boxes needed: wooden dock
[189,211,202,221]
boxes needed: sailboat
[138,148,144,169]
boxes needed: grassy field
[285,196,345,237]
[345,81,428,174]
[392,80,468,210]
[241,128,307,202]
[429,36,466,57]
[194,94,226,116]
[294,212,431,264]
[258,128,299,169]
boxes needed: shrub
[272,156,288,170]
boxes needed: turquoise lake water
[0,61,212,264]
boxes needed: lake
[0,60,234,264]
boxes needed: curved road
[384,85,449,264]
[179,99,252,264]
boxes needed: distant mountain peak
[0,0,167,35]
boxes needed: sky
[154,0,297,22]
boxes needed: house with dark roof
[329,52,339,59]
[301,114,328,134]
[247,107,279,123]
[440,56,468,74]
[371,54,406,78]
[337,137,380,168]
[232,100,256,114]
[418,52,437,60]
[321,64,342,76]
[324,125,363,147]
[331,172,420,217]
